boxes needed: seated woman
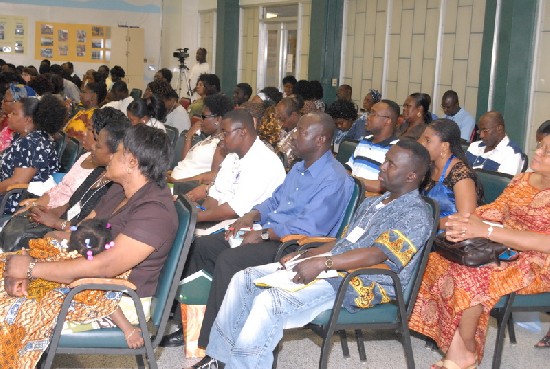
[1,124,178,368]
[326,98,360,153]
[17,107,128,213]
[127,95,167,132]
[409,130,550,369]
[188,74,220,121]
[397,92,432,140]
[0,83,37,152]
[418,119,483,229]
[0,94,65,215]
[168,93,233,195]
[3,119,128,250]
[64,82,107,142]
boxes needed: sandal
[534,334,550,348]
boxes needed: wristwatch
[324,256,334,271]
[261,229,270,241]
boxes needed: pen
[279,249,309,270]
[196,205,206,211]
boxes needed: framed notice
[0,15,27,55]
[35,21,110,62]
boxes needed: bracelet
[126,328,138,340]
[60,220,68,231]
[487,225,495,239]
[27,261,37,280]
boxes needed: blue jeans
[206,263,337,369]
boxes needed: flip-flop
[440,359,477,369]
[534,334,550,348]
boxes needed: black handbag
[0,211,53,252]
[433,232,508,267]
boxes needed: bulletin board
[0,15,27,55]
[35,21,111,63]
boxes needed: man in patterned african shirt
[187,139,434,369]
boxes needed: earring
[417,112,421,118]
[126,168,132,174]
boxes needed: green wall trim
[478,0,538,149]
[216,0,240,96]
[309,0,344,104]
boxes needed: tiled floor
[50,311,550,368]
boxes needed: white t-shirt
[165,105,191,132]
[188,62,210,99]
[209,138,286,216]
[145,118,166,132]
[171,135,221,180]
[101,96,134,115]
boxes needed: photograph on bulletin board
[40,24,53,35]
[58,44,68,56]
[15,23,24,36]
[58,29,68,42]
[0,16,28,55]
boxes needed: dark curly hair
[47,73,64,94]
[198,74,220,95]
[127,94,167,122]
[326,99,358,120]
[102,119,130,153]
[27,74,54,95]
[294,80,313,100]
[260,87,283,106]
[157,68,173,83]
[122,124,172,187]
[110,65,126,81]
[409,92,433,124]
[310,80,324,100]
[203,93,233,117]
[147,80,173,99]
[92,107,129,135]
[19,93,67,134]
[68,219,113,258]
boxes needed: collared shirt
[444,107,475,141]
[254,150,354,238]
[101,96,134,116]
[165,104,191,132]
[347,134,398,180]
[327,190,433,312]
[209,138,286,217]
[466,135,524,175]
[171,134,221,180]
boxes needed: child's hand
[125,327,144,349]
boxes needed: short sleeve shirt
[94,182,178,297]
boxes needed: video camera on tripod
[173,48,190,68]
[172,48,192,98]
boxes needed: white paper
[345,226,365,243]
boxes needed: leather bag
[434,232,508,267]
[0,212,52,252]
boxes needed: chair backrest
[336,177,365,238]
[335,139,358,166]
[475,169,513,204]
[52,131,67,162]
[149,196,197,328]
[164,125,179,149]
[171,130,187,168]
[521,152,529,172]
[404,197,439,316]
[59,136,81,173]
[129,88,142,100]
[460,138,470,153]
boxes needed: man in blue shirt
[187,139,434,369]
[441,90,475,142]
[183,112,354,350]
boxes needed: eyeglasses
[479,126,497,134]
[367,111,390,119]
[535,141,550,157]
[222,127,243,137]
[200,114,218,120]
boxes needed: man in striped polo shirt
[346,99,399,193]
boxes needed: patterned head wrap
[8,83,37,101]
[369,89,382,103]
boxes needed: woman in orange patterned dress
[409,130,550,369]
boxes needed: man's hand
[225,212,256,239]
[292,257,325,284]
[186,184,207,203]
[241,230,262,245]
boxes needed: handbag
[0,211,53,252]
[433,232,508,267]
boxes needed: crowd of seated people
[1,56,548,369]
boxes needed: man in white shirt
[188,48,210,100]
[195,109,286,223]
[441,90,475,141]
[101,81,134,115]
[466,111,525,175]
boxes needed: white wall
[0,2,161,81]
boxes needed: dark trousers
[185,232,298,348]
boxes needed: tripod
[176,61,193,99]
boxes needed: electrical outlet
[332,78,338,87]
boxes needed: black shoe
[158,328,184,347]
[191,355,225,369]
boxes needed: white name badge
[345,226,365,243]
[66,202,82,221]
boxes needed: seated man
[101,81,133,115]
[161,112,354,347]
[347,99,400,193]
[441,90,475,142]
[188,139,434,369]
[275,96,302,170]
[466,111,524,175]
[233,83,252,107]
[195,109,286,223]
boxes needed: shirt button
[301,172,304,176]
[296,188,299,191]
[273,211,277,214]
[287,201,291,205]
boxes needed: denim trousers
[206,263,337,369]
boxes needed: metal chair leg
[338,330,350,358]
[507,313,517,344]
[355,329,367,361]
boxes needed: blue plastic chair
[41,196,197,369]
